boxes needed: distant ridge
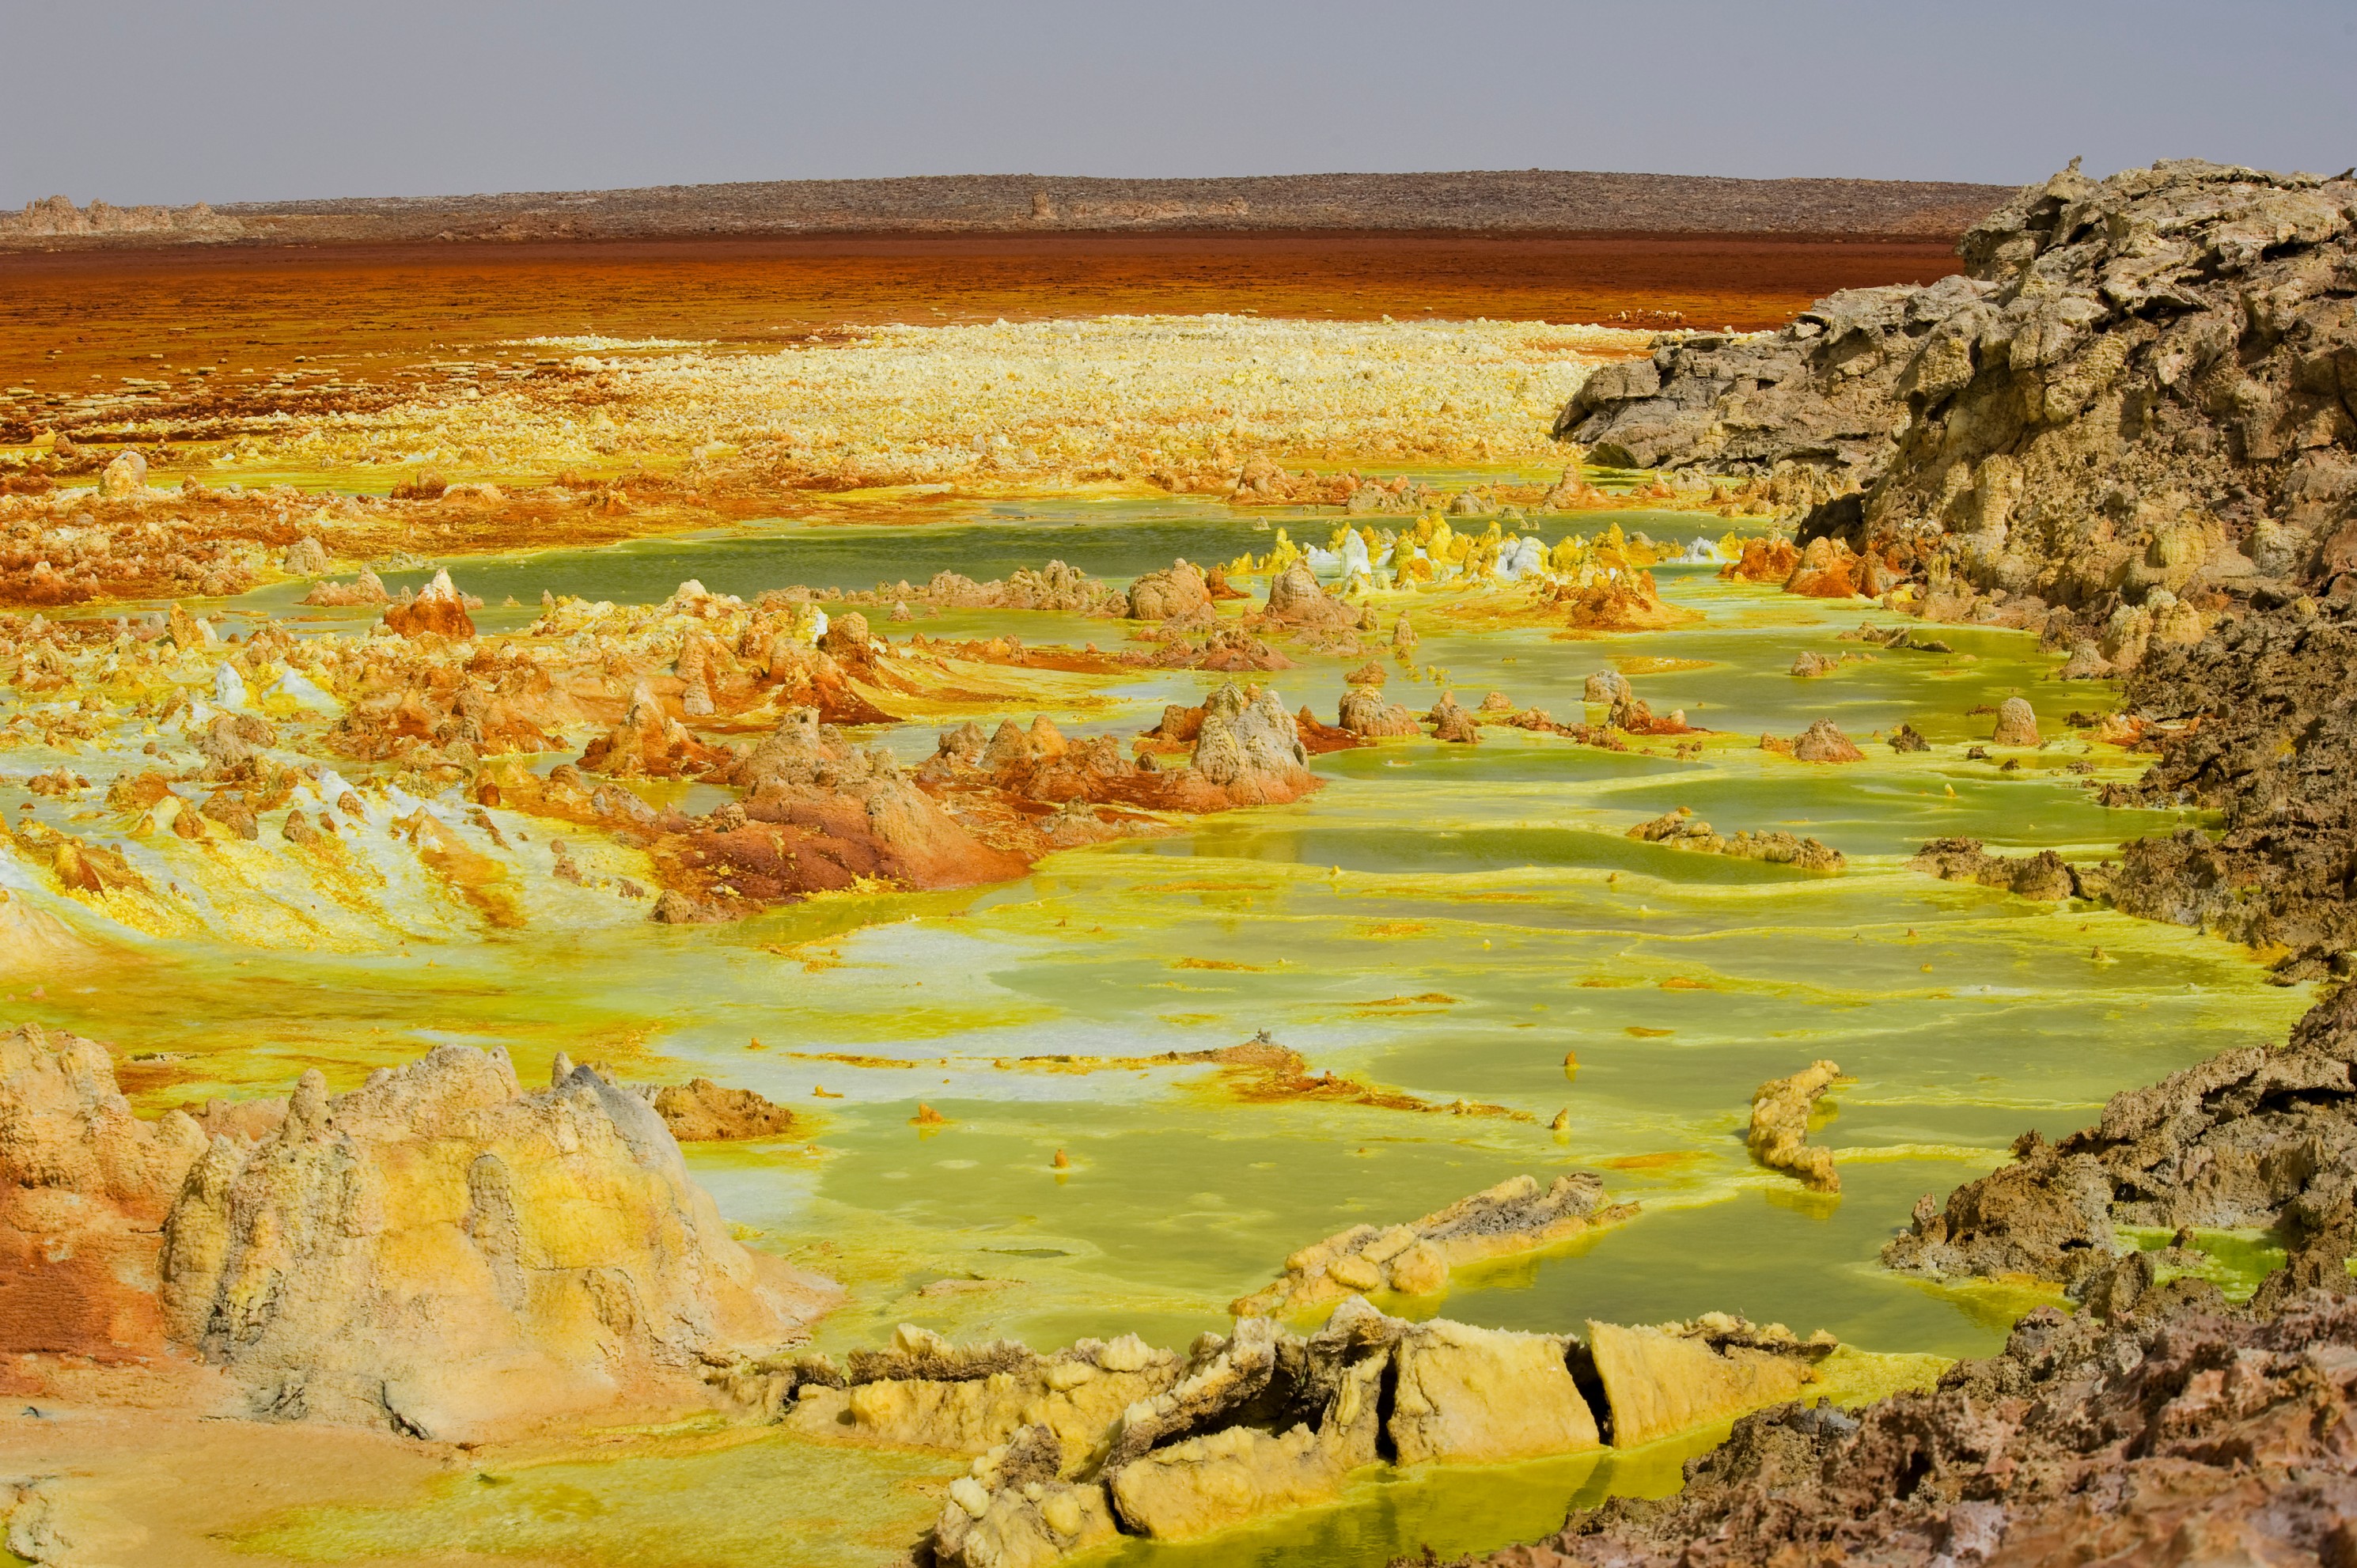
[0,169,2017,251]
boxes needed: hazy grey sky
[6,0,2353,207]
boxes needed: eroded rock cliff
[1562,158,2357,630]
[160,1045,835,1437]
[0,1025,205,1362]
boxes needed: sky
[5,0,2354,208]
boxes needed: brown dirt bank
[0,232,1964,429]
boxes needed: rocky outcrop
[616,684,1319,923]
[1183,683,1315,805]
[1294,705,1364,754]
[578,682,734,778]
[1886,984,2357,1293]
[1989,695,2041,745]
[904,1296,1832,1564]
[1782,534,1899,597]
[930,1424,1122,1568]
[645,1078,797,1142]
[1556,275,1995,503]
[916,560,1123,614]
[1428,692,1482,744]
[1628,808,1844,871]
[1854,161,2357,617]
[1126,560,1214,623]
[380,568,478,638]
[1563,161,2357,623]
[923,684,1317,823]
[0,194,245,242]
[1437,1284,2357,1568]
[783,1323,1184,1473]
[280,536,331,577]
[1719,536,1800,584]
[1745,1061,1844,1192]
[695,706,1029,900]
[0,1025,206,1361]
[1257,561,1360,631]
[1539,568,1699,631]
[539,702,1033,922]
[1230,1174,1638,1319]
[96,449,149,499]
[1606,695,1694,736]
[1585,1316,1836,1448]
[1339,683,1420,737]
[1100,1312,1386,1543]
[1908,837,2088,903]
[1582,668,1632,704]
[1389,1317,1603,1466]
[158,1045,835,1437]
[1122,622,1292,673]
[1761,718,1863,762]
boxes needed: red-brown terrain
[0,231,1967,433]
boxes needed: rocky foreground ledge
[1425,1282,2357,1568]
[756,1304,1846,1566]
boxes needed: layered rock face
[1563,158,2357,621]
[1557,275,1995,504]
[1885,983,2357,1293]
[160,1045,833,1437]
[783,1324,1184,1471]
[0,1025,206,1360]
[1441,1284,2357,1568]
[1867,162,2357,615]
[1582,1315,1832,1449]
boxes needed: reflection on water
[48,494,2299,1567]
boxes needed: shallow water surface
[36,497,2299,1568]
